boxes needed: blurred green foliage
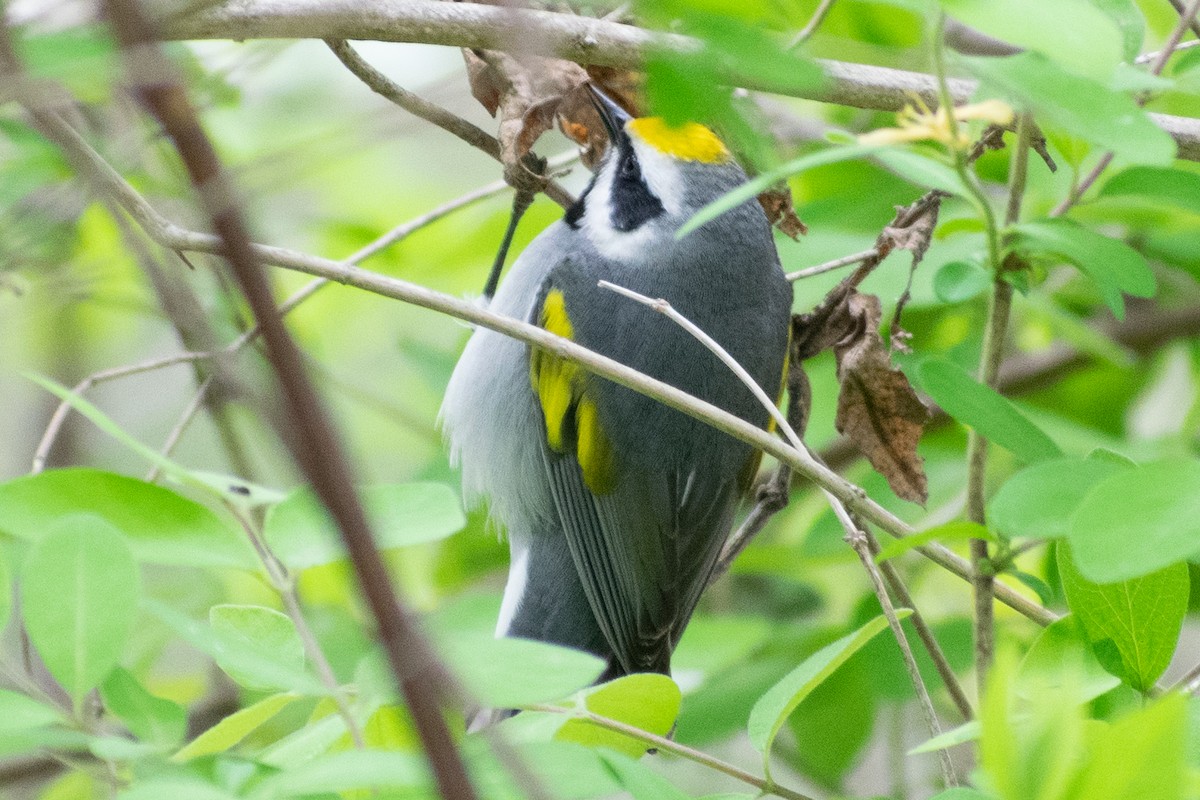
[2,0,1200,798]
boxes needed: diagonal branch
[22,85,1056,626]
[325,38,575,208]
[99,1,480,797]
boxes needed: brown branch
[20,80,1054,626]
[98,2,479,798]
[159,1,1200,161]
[325,38,575,208]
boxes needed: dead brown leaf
[832,292,930,504]
[758,185,808,239]
[462,48,590,178]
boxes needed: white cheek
[580,163,659,261]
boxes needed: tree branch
[99,2,480,797]
[159,0,1200,160]
[23,78,1055,627]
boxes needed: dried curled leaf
[758,185,808,240]
[463,48,590,174]
[832,292,930,504]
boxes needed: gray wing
[541,449,742,674]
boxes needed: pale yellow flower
[859,98,1015,149]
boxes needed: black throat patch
[565,142,665,233]
[610,144,664,232]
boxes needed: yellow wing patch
[627,117,730,164]
[530,289,618,494]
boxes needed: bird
[441,84,793,688]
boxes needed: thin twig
[867,531,974,721]
[1169,660,1200,694]
[1135,36,1200,64]
[99,2,480,796]
[788,0,838,48]
[226,504,366,749]
[1166,0,1200,42]
[32,152,530,474]
[325,38,575,209]
[26,95,1054,626]
[786,248,879,282]
[525,704,817,800]
[598,279,958,785]
[1052,0,1200,216]
[839,506,957,787]
[148,375,214,481]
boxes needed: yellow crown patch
[626,117,730,164]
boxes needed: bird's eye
[620,154,640,180]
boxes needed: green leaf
[916,359,1062,462]
[927,790,996,800]
[0,469,254,569]
[1018,617,1121,703]
[786,647,876,787]
[909,720,981,754]
[15,25,117,104]
[678,143,882,238]
[934,260,992,303]
[22,515,140,703]
[969,52,1175,166]
[119,778,243,800]
[1074,693,1187,800]
[599,750,691,800]
[555,673,681,758]
[875,520,992,563]
[1013,219,1156,319]
[145,600,324,696]
[256,707,356,768]
[437,632,604,709]
[1068,459,1200,582]
[938,0,1123,79]
[1099,166,1200,215]
[1059,542,1188,692]
[171,692,299,762]
[100,669,187,748]
[209,604,307,692]
[872,148,974,201]
[247,750,430,799]
[0,550,12,636]
[988,456,1129,540]
[747,612,908,769]
[25,374,223,497]
[263,483,465,569]
[0,689,64,733]
[1092,0,1145,62]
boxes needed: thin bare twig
[839,506,957,787]
[325,38,575,208]
[24,87,1054,626]
[788,0,838,48]
[226,504,366,748]
[1135,37,1200,64]
[786,248,879,282]
[1052,0,1200,216]
[1166,0,1200,42]
[870,532,975,722]
[99,1,479,796]
[598,280,958,785]
[34,156,535,475]
[525,704,816,800]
